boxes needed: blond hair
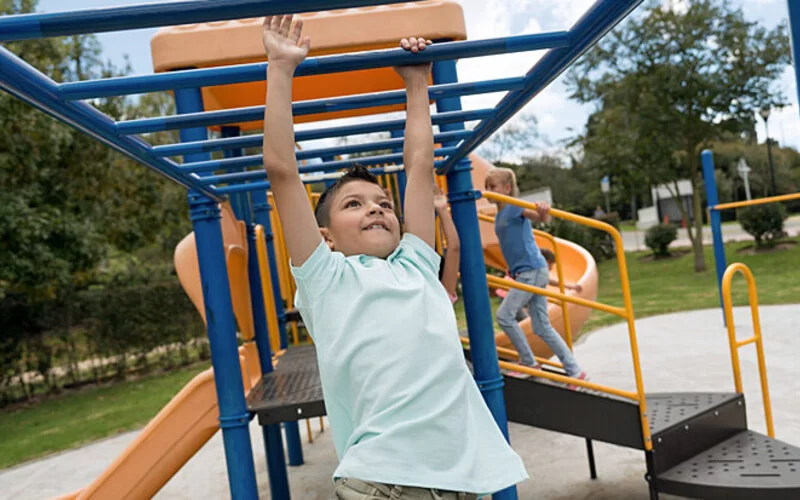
[485,167,519,197]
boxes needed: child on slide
[261,16,527,499]
[484,167,588,385]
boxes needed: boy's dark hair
[540,248,556,264]
[315,164,381,227]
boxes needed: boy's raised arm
[261,15,321,267]
[395,37,436,249]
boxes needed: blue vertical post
[223,128,292,498]
[701,150,727,325]
[431,60,517,500]
[175,87,258,500]
[251,189,304,466]
[788,0,800,119]
[390,129,407,209]
[221,126,252,222]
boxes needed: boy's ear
[320,227,334,250]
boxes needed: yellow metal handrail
[255,225,281,354]
[480,191,651,450]
[713,192,800,211]
[721,263,775,438]
[478,212,575,349]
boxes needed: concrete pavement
[1,305,798,499]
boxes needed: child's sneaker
[505,363,543,379]
[567,371,589,391]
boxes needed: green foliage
[645,224,679,257]
[738,204,787,248]
[568,0,791,272]
[536,214,619,263]
[499,156,606,216]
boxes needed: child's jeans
[496,267,582,377]
[334,477,479,499]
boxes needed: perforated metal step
[647,392,741,435]
[247,344,326,425]
[657,430,800,499]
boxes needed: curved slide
[469,154,599,360]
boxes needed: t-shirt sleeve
[290,240,342,302]
[396,233,441,278]
[507,205,524,219]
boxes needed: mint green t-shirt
[291,233,528,494]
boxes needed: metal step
[246,344,326,425]
[656,430,800,499]
[648,392,747,475]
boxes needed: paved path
[2,305,798,499]
[621,215,800,252]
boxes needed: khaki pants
[333,478,479,500]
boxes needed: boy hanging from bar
[260,15,527,499]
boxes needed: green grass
[0,362,209,469]
[581,239,800,332]
[454,239,800,339]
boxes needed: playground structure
[1,1,799,500]
[702,149,800,323]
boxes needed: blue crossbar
[152,109,492,158]
[59,33,569,100]
[196,146,458,187]
[436,0,645,173]
[117,78,523,135]
[0,0,425,41]
[183,130,472,174]
[215,164,404,195]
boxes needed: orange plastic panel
[150,1,466,130]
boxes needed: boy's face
[484,177,512,202]
[321,180,401,258]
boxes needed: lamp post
[759,107,777,196]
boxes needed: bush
[738,204,787,248]
[645,224,678,257]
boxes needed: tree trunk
[689,160,707,272]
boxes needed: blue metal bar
[390,129,406,212]
[183,130,471,174]
[197,147,456,186]
[175,87,258,500]
[432,60,516,500]
[117,78,524,135]
[221,126,252,221]
[788,0,800,120]
[251,195,290,350]
[60,32,570,100]
[222,126,294,497]
[216,165,404,195]
[437,0,645,174]
[153,109,492,158]
[701,150,728,326]
[0,0,425,41]
[0,45,220,200]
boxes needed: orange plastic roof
[150,1,467,130]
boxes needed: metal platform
[246,345,326,426]
[656,430,800,500]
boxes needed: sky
[35,0,800,155]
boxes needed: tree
[476,113,541,163]
[568,0,791,271]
